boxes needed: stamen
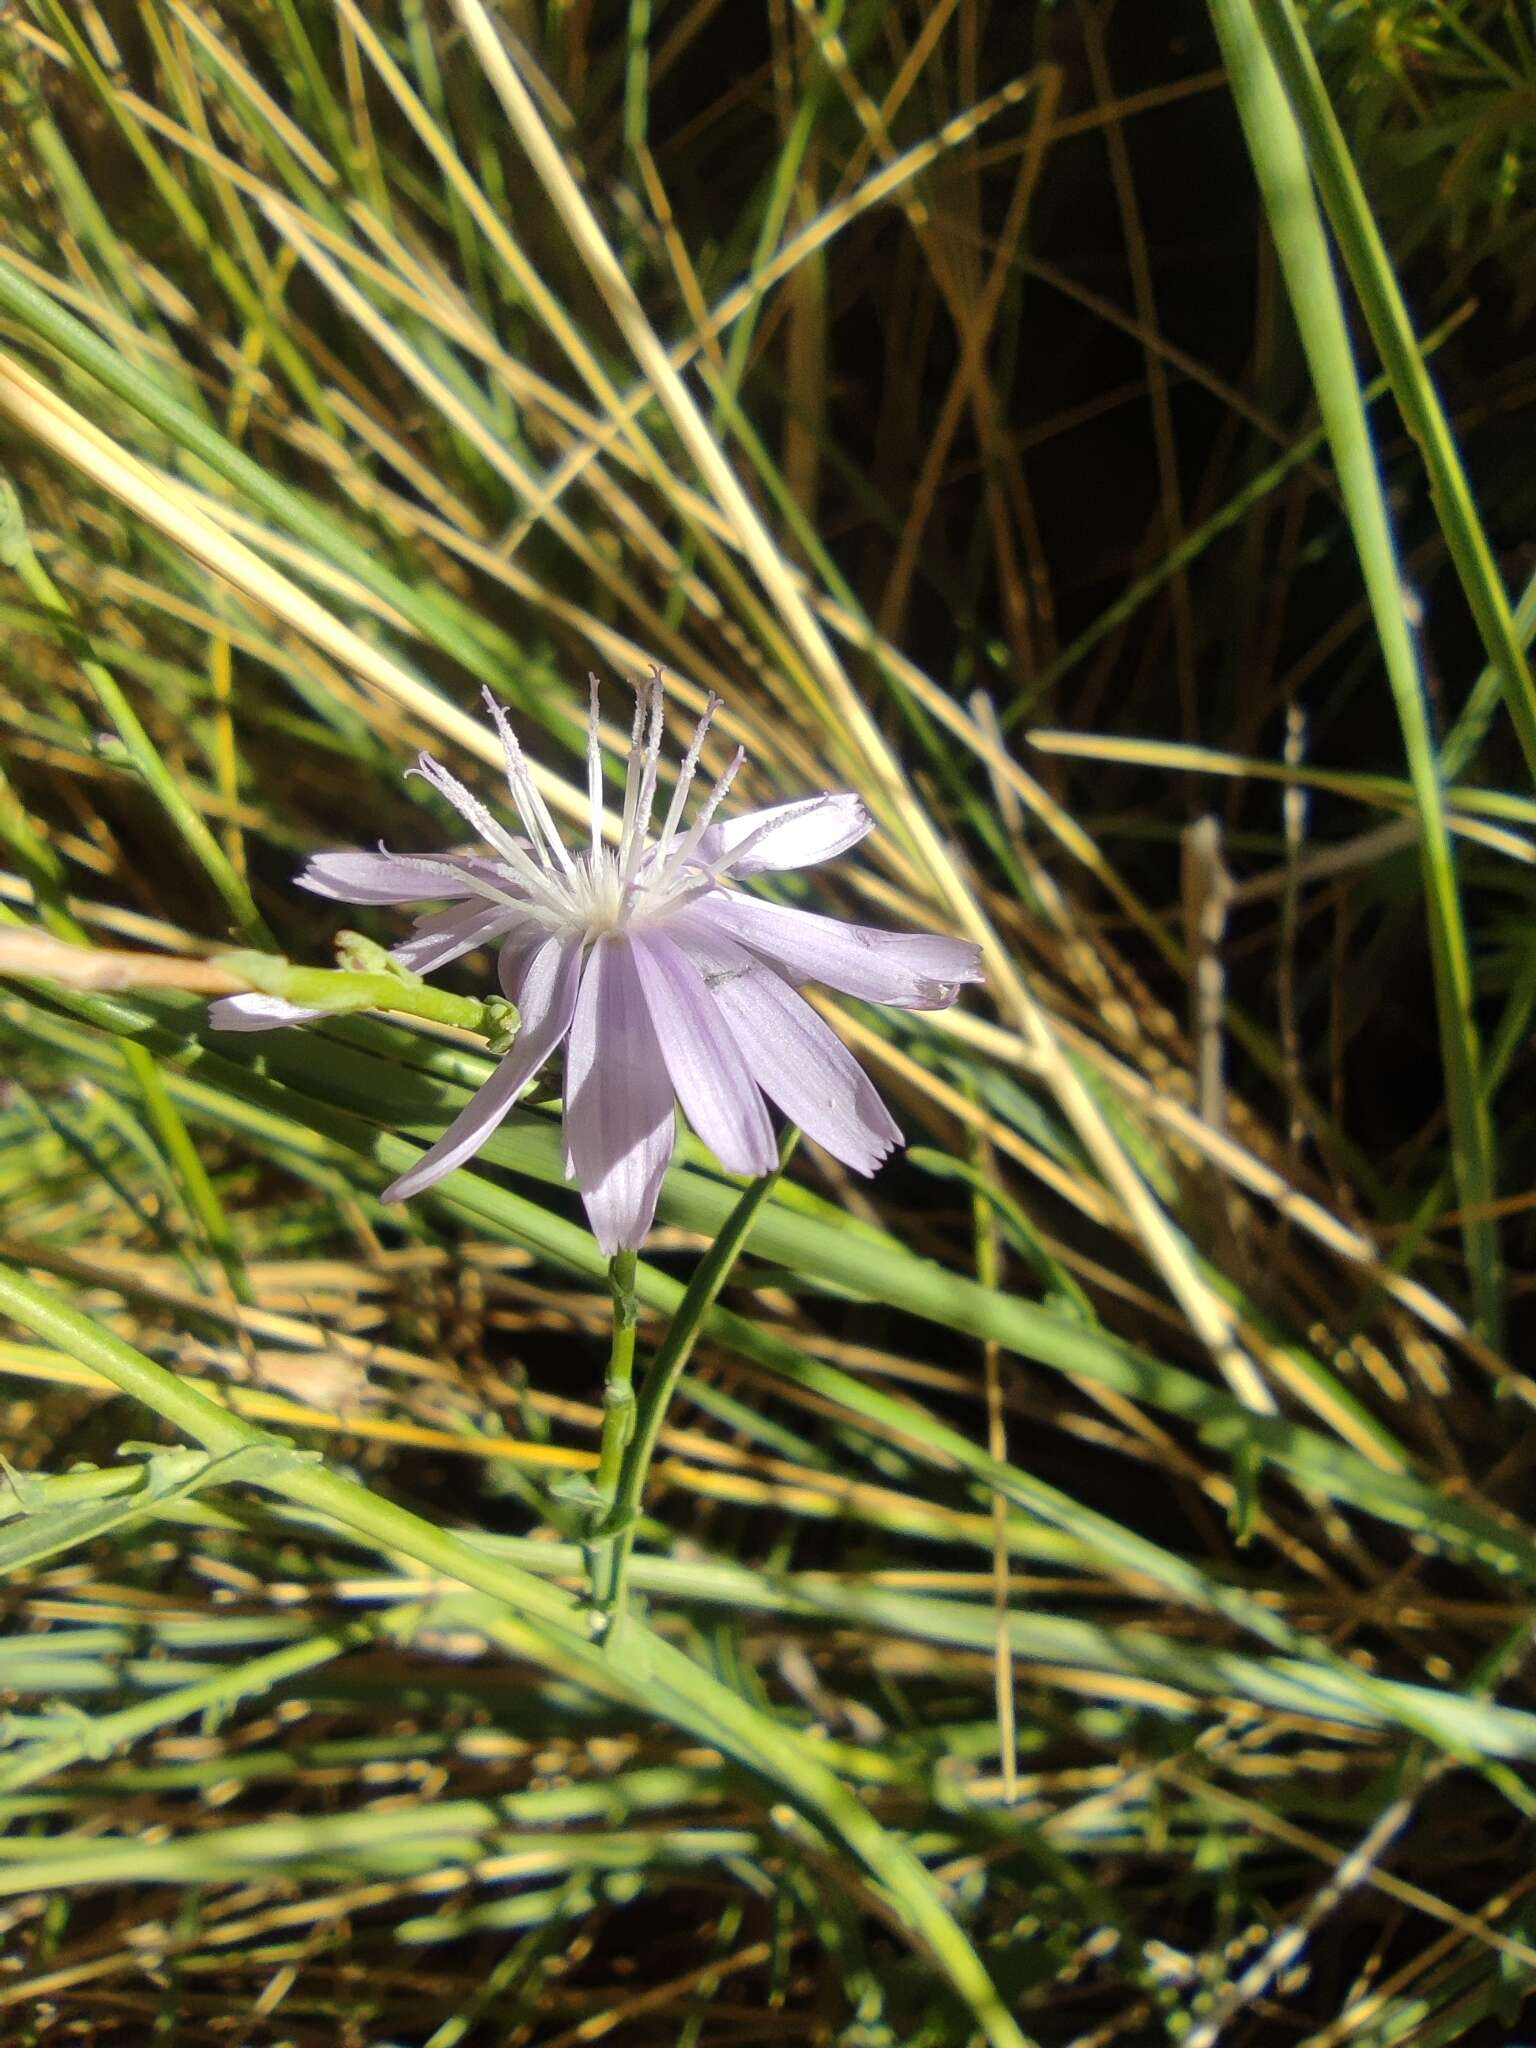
[619,668,667,890]
[653,691,720,868]
[372,844,526,911]
[644,866,724,918]
[617,673,650,859]
[407,756,569,918]
[407,755,508,854]
[586,673,605,854]
[481,688,576,878]
[666,744,746,877]
[700,790,836,881]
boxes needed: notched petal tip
[696,896,984,1011]
[908,942,986,1011]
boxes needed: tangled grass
[2,2,1536,2042]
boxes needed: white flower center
[410,670,770,946]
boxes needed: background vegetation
[2,1,1535,2041]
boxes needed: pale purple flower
[212,672,983,1254]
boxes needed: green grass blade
[1208,0,1503,1344]
[1249,0,1536,787]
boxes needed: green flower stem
[216,948,519,1043]
[0,927,521,1048]
[590,1247,640,1519]
[593,1130,798,1617]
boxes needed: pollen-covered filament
[417,670,754,943]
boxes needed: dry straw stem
[1178,1779,1423,2047]
[0,929,245,994]
[0,339,821,844]
[1164,1767,1536,1973]
[790,0,1060,664]
[250,188,714,680]
[1029,730,1536,868]
[941,967,1519,1396]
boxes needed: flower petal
[695,894,984,1009]
[499,926,545,999]
[562,935,677,1255]
[630,932,777,1177]
[672,916,901,1174]
[207,994,328,1032]
[690,793,872,876]
[382,928,584,1203]
[297,848,510,905]
[390,902,535,976]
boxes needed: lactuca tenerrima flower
[212,671,984,1253]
